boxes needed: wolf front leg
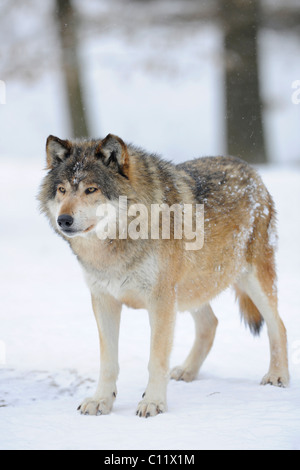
[137,290,176,418]
[78,293,122,415]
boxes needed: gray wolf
[38,133,289,417]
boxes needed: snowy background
[0,0,300,450]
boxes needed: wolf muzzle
[57,214,74,231]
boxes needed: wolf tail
[234,286,264,336]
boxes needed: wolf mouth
[61,225,95,237]
[83,224,95,233]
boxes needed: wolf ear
[46,135,71,169]
[96,134,129,178]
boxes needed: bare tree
[55,0,89,138]
[1,0,300,160]
[221,0,267,163]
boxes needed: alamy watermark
[0,80,6,104]
[94,197,204,251]
[0,341,6,365]
[291,340,300,366]
[291,80,300,105]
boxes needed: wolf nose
[57,214,74,230]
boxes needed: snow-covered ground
[0,158,299,450]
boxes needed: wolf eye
[58,186,66,194]
[85,187,98,195]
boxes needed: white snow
[0,159,299,450]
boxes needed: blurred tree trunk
[56,0,89,138]
[221,0,267,163]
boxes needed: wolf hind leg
[171,303,218,382]
[237,266,289,387]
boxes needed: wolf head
[39,134,132,239]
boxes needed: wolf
[38,133,289,417]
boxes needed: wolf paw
[78,395,114,416]
[170,366,197,382]
[261,373,289,388]
[136,399,166,418]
